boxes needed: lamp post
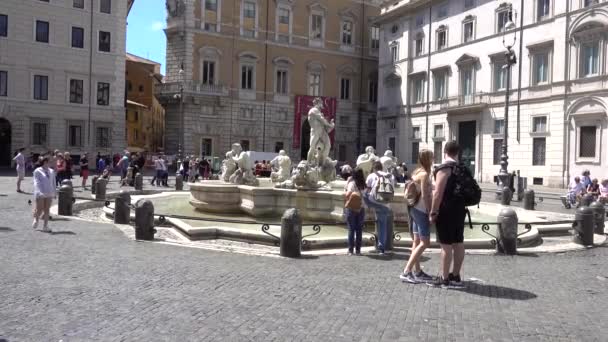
[497,10,517,205]
[176,67,184,166]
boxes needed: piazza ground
[0,175,607,341]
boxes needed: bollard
[134,199,156,241]
[573,206,594,246]
[523,189,535,210]
[114,190,131,224]
[497,208,518,255]
[589,201,605,235]
[95,178,108,200]
[127,167,134,186]
[91,175,98,195]
[134,173,143,191]
[384,211,394,251]
[175,174,184,191]
[501,186,512,206]
[580,194,594,207]
[280,208,302,258]
[61,179,73,188]
[57,184,73,216]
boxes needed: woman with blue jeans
[400,149,435,284]
[344,168,366,255]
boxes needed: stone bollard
[95,178,108,200]
[57,183,73,216]
[384,211,394,251]
[280,208,302,258]
[523,189,535,210]
[134,199,156,241]
[573,206,594,246]
[91,175,98,195]
[127,167,134,186]
[501,186,512,206]
[134,173,143,191]
[61,179,73,188]
[589,201,606,235]
[580,194,594,207]
[497,208,518,255]
[175,174,184,191]
[114,190,131,224]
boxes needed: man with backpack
[364,161,394,255]
[429,141,481,288]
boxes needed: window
[436,28,447,50]
[370,26,380,49]
[100,0,111,14]
[99,31,111,52]
[205,0,217,11]
[368,80,378,104]
[463,20,474,43]
[584,0,599,7]
[72,27,84,48]
[434,124,444,139]
[494,119,505,134]
[69,124,83,147]
[73,0,84,8]
[243,1,256,18]
[434,142,442,164]
[437,3,448,19]
[537,0,550,21]
[493,139,503,165]
[241,65,254,90]
[240,140,250,151]
[340,78,351,100]
[465,0,475,9]
[0,71,6,96]
[278,8,289,24]
[36,20,49,43]
[311,14,323,40]
[412,126,421,139]
[532,116,547,133]
[33,122,48,146]
[433,71,447,100]
[581,41,600,76]
[202,138,213,156]
[532,52,549,85]
[0,14,7,37]
[496,7,513,33]
[390,44,399,63]
[412,77,424,103]
[411,142,420,163]
[97,82,110,105]
[388,120,396,129]
[96,126,110,147]
[579,126,596,158]
[308,73,321,96]
[341,21,353,45]
[202,61,215,85]
[532,138,546,165]
[415,14,424,27]
[69,79,83,104]
[367,118,377,131]
[388,137,396,155]
[338,144,347,161]
[274,141,284,153]
[34,75,48,100]
[493,62,508,91]
[415,36,424,57]
[276,70,288,94]
[461,66,474,99]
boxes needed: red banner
[293,96,336,149]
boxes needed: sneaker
[42,226,52,233]
[400,272,419,284]
[414,270,434,282]
[427,276,450,288]
[32,219,39,229]
[347,251,354,256]
[449,273,465,288]
[355,250,361,256]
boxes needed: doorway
[0,118,11,167]
[300,119,310,161]
[458,120,476,175]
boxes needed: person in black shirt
[80,153,90,189]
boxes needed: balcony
[155,81,229,101]
[439,93,489,114]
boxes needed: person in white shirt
[364,161,393,255]
[567,176,586,206]
[12,148,26,193]
[32,157,56,232]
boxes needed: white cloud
[150,21,165,31]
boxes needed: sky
[127,0,167,74]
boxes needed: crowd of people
[567,170,608,207]
[177,155,213,183]
[254,161,272,177]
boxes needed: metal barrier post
[91,175,98,195]
[523,189,535,210]
[590,201,606,235]
[497,208,518,255]
[114,190,131,224]
[385,211,394,251]
[95,178,107,200]
[135,199,156,241]
[57,183,73,216]
[280,208,302,258]
[134,173,143,191]
[175,174,184,191]
[573,206,594,246]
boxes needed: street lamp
[176,66,184,165]
[497,9,517,205]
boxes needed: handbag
[344,182,363,211]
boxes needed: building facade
[157,0,381,163]
[0,0,132,167]
[126,53,165,152]
[376,0,608,188]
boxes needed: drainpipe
[261,0,270,152]
[228,0,238,145]
[87,1,94,149]
[516,0,524,142]
[562,0,571,188]
[356,1,366,157]
[425,3,432,146]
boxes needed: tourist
[52,150,61,186]
[151,153,164,186]
[567,176,585,206]
[587,178,600,199]
[340,163,353,180]
[429,141,466,288]
[599,179,608,204]
[364,161,394,255]
[101,165,112,180]
[400,149,435,284]
[12,147,26,193]
[64,152,73,180]
[32,157,56,232]
[344,168,366,255]
[55,154,67,186]
[79,153,90,189]
[118,152,130,181]
[201,159,211,180]
[97,156,106,175]
[95,152,101,170]
[581,170,592,189]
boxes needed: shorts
[17,168,25,180]
[409,207,431,238]
[435,205,466,245]
[81,169,89,178]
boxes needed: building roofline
[126,53,161,66]
[128,0,135,15]
[375,0,435,25]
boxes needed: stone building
[375,0,608,188]
[157,0,381,163]
[126,53,165,153]
[0,0,133,167]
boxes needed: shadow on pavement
[515,252,540,258]
[455,282,537,300]
[0,227,15,232]
[49,217,71,222]
[364,252,430,262]
[51,231,76,235]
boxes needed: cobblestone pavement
[1,175,607,342]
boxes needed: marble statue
[306,98,335,167]
[380,150,398,174]
[275,160,331,191]
[220,143,259,186]
[356,146,379,177]
[270,150,292,183]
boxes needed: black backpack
[435,162,482,207]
